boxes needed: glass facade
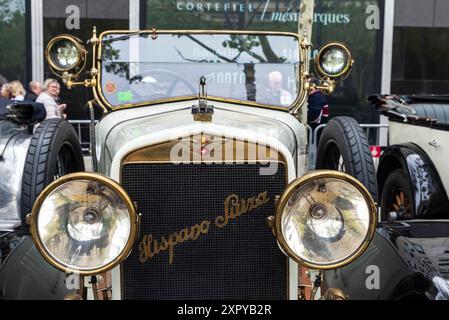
[1,0,384,125]
[147,0,301,32]
[392,27,449,95]
[146,0,383,124]
[311,0,382,124]
[42,0,129,120]
[0,0,27,85]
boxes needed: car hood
[96,101,306,175]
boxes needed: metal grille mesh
[121,163,287,300]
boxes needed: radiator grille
[121,163,287,299]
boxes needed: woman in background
[1,83,12,99]
[36,79,66,119]
[10,81,26,101]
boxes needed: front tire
[20,119,85,230]
[315,116,378,201]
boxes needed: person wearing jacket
[36,79,66,119]
[25,81,43,102]
[307,79,329,144]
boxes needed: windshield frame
[94,29,306,112]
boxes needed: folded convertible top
[0,100,47,124]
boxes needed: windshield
[99,32,300,109]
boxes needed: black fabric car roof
[0,100,46,123]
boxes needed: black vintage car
[323,95,449,300]
[0,100,84,299]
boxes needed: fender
[378,143,449,219]
[0,121,32,231]
[0,233,73,300]
[323,221,449,300]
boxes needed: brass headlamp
[30,172,139,275]
[274,170,376,270]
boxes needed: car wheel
[315,116,378,201]
[380,168,414,221]
[20,119,85,230]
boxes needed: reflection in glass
[49,40,79,70]
[146,0,302,33]
[281,178,371,266]
[320,48,347,75]
[36,179,132,272]
[0,0,26,83]
[100,33,300,108]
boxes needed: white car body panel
[389,121,449,197]
[96,100,306,172]
[95,100,307,300]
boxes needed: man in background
[25,81,43,101]
[307,78,329,144]
[267,71,293,107]
[307,78,329,130]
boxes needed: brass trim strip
[122,135,287,165]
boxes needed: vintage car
[0,25,379,300]
[0,100,84,299]
[323,95,449,300]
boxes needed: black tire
[315,116,378,201]
[20,119,85,230]
[380,168,414,221]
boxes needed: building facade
[1,0,446,125]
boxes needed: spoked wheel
[381,168,414,221]
[337,156,345,172]
[319,141,346,172]
[54,143,76,180]
[316,116,378,201]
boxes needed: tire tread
[316,116,378,201]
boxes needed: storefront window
[311,0,381,124]
[0,0,26,85]
[147,0,301,32]
[145,0,382,124]
[42,0,129,120]
[392,27,449,95]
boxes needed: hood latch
[192,76,214,122]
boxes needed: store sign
[175,1,256,13]
[175,1,351,24]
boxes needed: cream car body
[96,100,307,299]
[1,22,377,300]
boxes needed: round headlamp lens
[320,47,348,76]
[49,39,80,70]
[33,175,137,274]
[276,172,376,269]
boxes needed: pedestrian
[25,81,43,102]
[36,79,67,119]
[307,78,329,144]
[10,80,26,101]
[307,78,329,130]
[1,83,12,100]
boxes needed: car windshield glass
[100,32,300,109]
